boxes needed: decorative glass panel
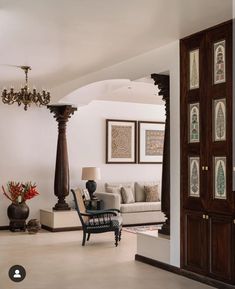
[214,40,226,84]
[213,99,226,141]
[189,103,200,143]
[214,157,227,200]
[189,49,199,89]
[189,157,200,197]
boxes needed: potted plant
[2,181,39,232]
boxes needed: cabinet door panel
[205,21,234,214]
[180,34,207,212]
[208,215,233,282]
[182,211,207,274]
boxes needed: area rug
[122,224,162,234]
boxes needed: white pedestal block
[40,209,81,232]
[137,231,170,264]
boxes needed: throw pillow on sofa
[105,182,135,203]
[144,185,160,202]
[121,187,135,204]
[106,185,123,203]
[135,182,160,202]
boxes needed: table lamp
[81,167,101,199]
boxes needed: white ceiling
[0,0,233,90]
[59,78,163,106]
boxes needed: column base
[159,217,170,235]
[53,203,71,211]
[40,209,81,232]
[137,230,170,264]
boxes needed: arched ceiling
[59,77,163,106]
[0,0,232,90]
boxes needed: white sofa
[95,182,165,225]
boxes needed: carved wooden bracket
[151,73,170,235]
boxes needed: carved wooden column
[151,74,170,235]
[48,105,77,211]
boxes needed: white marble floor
[0,229,213,289]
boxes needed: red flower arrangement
[2,181,40,204]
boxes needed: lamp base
[86,180,97,199]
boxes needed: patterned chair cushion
[86,216,122,229]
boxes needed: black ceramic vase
[7,202,29,232]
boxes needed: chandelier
[1,66,50,111]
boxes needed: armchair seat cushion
[120,202,161,213]
[86,216,122,229]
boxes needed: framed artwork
[188,103,200,143]
[138,121,165,164]
[82,189,90,201]
[188,157,200,198]
[214,40,226,84]
[189,49,199,90]
[106,119,137,164]
[214,156,227,200]
[213,98,226,141]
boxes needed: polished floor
[0,229,213,289]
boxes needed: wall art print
[214,156,227,200]
[189,103,200,143]
[189,157,200,197]
[213,98,226,141]
[138,121,165,164]
[214,40,226,84]
[189,49,199,90]
[106,119,137,163]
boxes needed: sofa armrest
[95,192,121,210]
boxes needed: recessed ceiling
[0,0,232,90]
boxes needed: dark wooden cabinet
[183,210,208,274]
[208,214,234,282]
[180,20,234,286]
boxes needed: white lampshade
[81,167,101,181]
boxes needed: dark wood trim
[135,254,179,273]
[181,19,232,41]
[137,121,165,164]
[41,225,82,232]
[135,255,235,289]
[0,226,9,230]
[151,74,170,236]
[105,119,137,164]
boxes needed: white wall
[0,40,180,267]
[69,101,165,189]
[0,100,165,224]
[52,40,180,266]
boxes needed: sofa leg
[82,232,86,246]
[87,233,91,241]
[115,230,119,247]
[119,229,122,241]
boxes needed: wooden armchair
[71,189,122,246]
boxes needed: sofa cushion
[120,202,161,213]
[135,181,160,202]
[121,187,135,204]
[144,185,160,202]
[105,182,135,202]
[105,185,123,203]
